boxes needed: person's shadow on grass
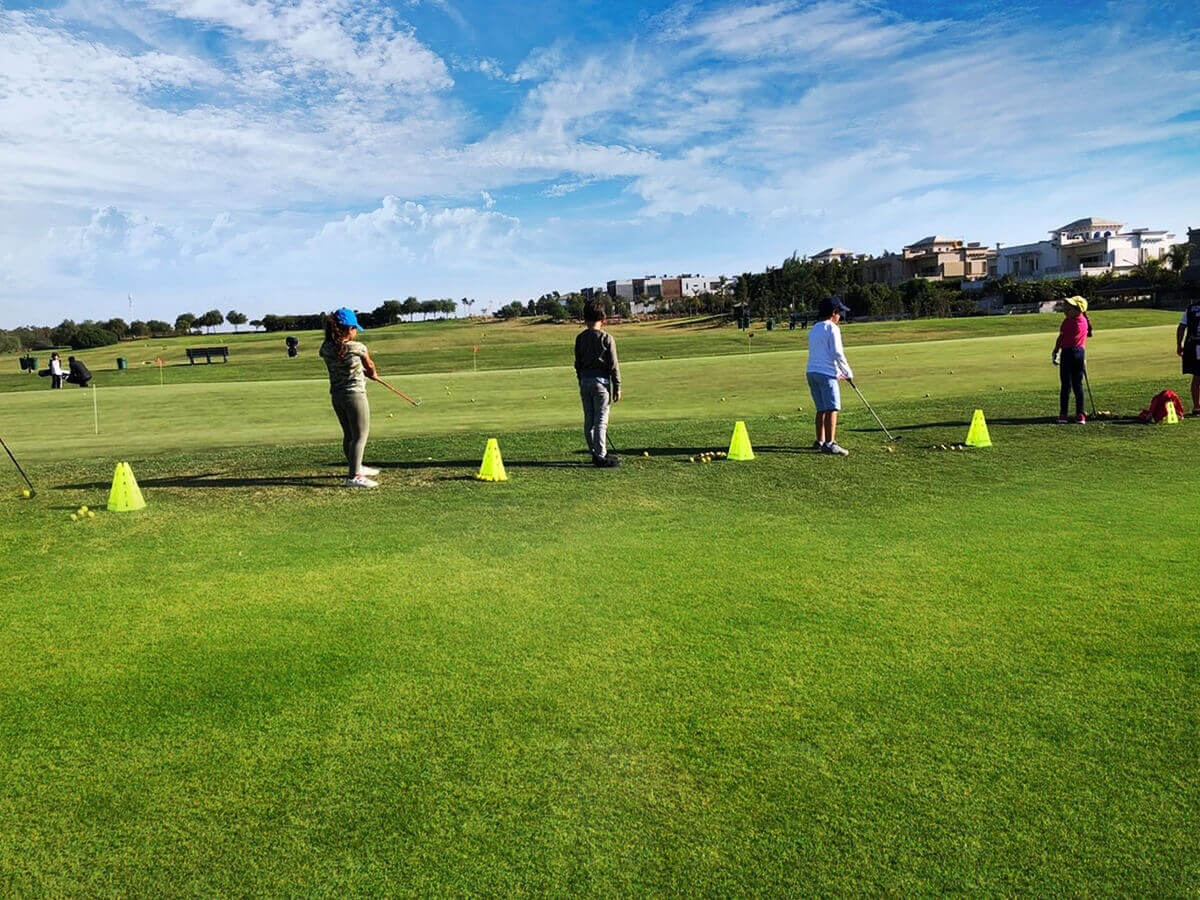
[56,472,344,490]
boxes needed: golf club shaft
[0,436,36,494]
[606,378,619,453]
[374,377,421,407]
[847,380,896,441]
[1083,367,1097,418]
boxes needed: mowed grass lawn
[0,308,1175,393]
[1,314,1197,893]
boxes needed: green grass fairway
[1,313,1197,893]
[0,308,1176,393]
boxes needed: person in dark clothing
[574,299,622,467]
[65,356,91,387]
[1176,302,1200,415]
[1052,296,1092,424]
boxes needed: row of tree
[493,293,634,322]
[255,298,466,332]
[1,296,485,351]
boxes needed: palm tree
[1168,242,1191,272]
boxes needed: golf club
[374,376,422,407]
[605,378,620,454]
[1083,365,1097,418]
[846,379,900,442]
[1,435,37,497]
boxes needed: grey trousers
[580,376,610,458]
[331,392,370,477]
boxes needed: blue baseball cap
[332,307,364,330]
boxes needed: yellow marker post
[965,409,992,447]
[727,421,755,461]
[1163,402,1180,425]
[475,439,508,482]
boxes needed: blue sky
[1,0,1198,326]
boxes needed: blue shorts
[806,371,841,412]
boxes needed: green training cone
[965,409,992,448]
[475,438,508,482]
[107,462,146,512]
[727,420,755,461]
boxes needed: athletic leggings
[331,392,370,477]
[1059,346,1086,418]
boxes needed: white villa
[993,217,1175,281]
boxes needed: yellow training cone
[727,420,755,461]
[107,462,146,512]
[1163,402,1180,425]
[475,438,508,482]
[965,409,992,447]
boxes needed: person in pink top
[1051,295,1092,424]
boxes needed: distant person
[574,298,622,467]
[48,352,63,389]
[1052,296,1092,424]
[1177,300,1200,416]
[806,296,853,455]
[319,308,380,488]
[65,356,91,388]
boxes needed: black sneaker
[598,455,621,468]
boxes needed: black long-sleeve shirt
[574,327,620,390]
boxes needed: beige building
[862,236,993,286]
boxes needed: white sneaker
[358,466,380,477]
[344,475,378,488]
[824,442,850,456]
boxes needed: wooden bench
[186,346,230,364]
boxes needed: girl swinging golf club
[320,307,381,488]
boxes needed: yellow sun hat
[1063,295,1088,313]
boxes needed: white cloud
[142,0,451,90]
[673,0,938,62]
[49,206,182,269]
[2,1,1200,325]
[311,196,519,262]
[544,178,597,198]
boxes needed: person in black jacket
[1177,302,1200,415]
[65,356,92,387]
[574,299,622,467]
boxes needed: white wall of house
[996,226,1174,280]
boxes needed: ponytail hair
[325,314,352,359]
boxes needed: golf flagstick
[846,379,900,442]
[374,376,422,407]
[0,435,37,497]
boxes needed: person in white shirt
[48,352,63,389]
[805,296,854,456]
